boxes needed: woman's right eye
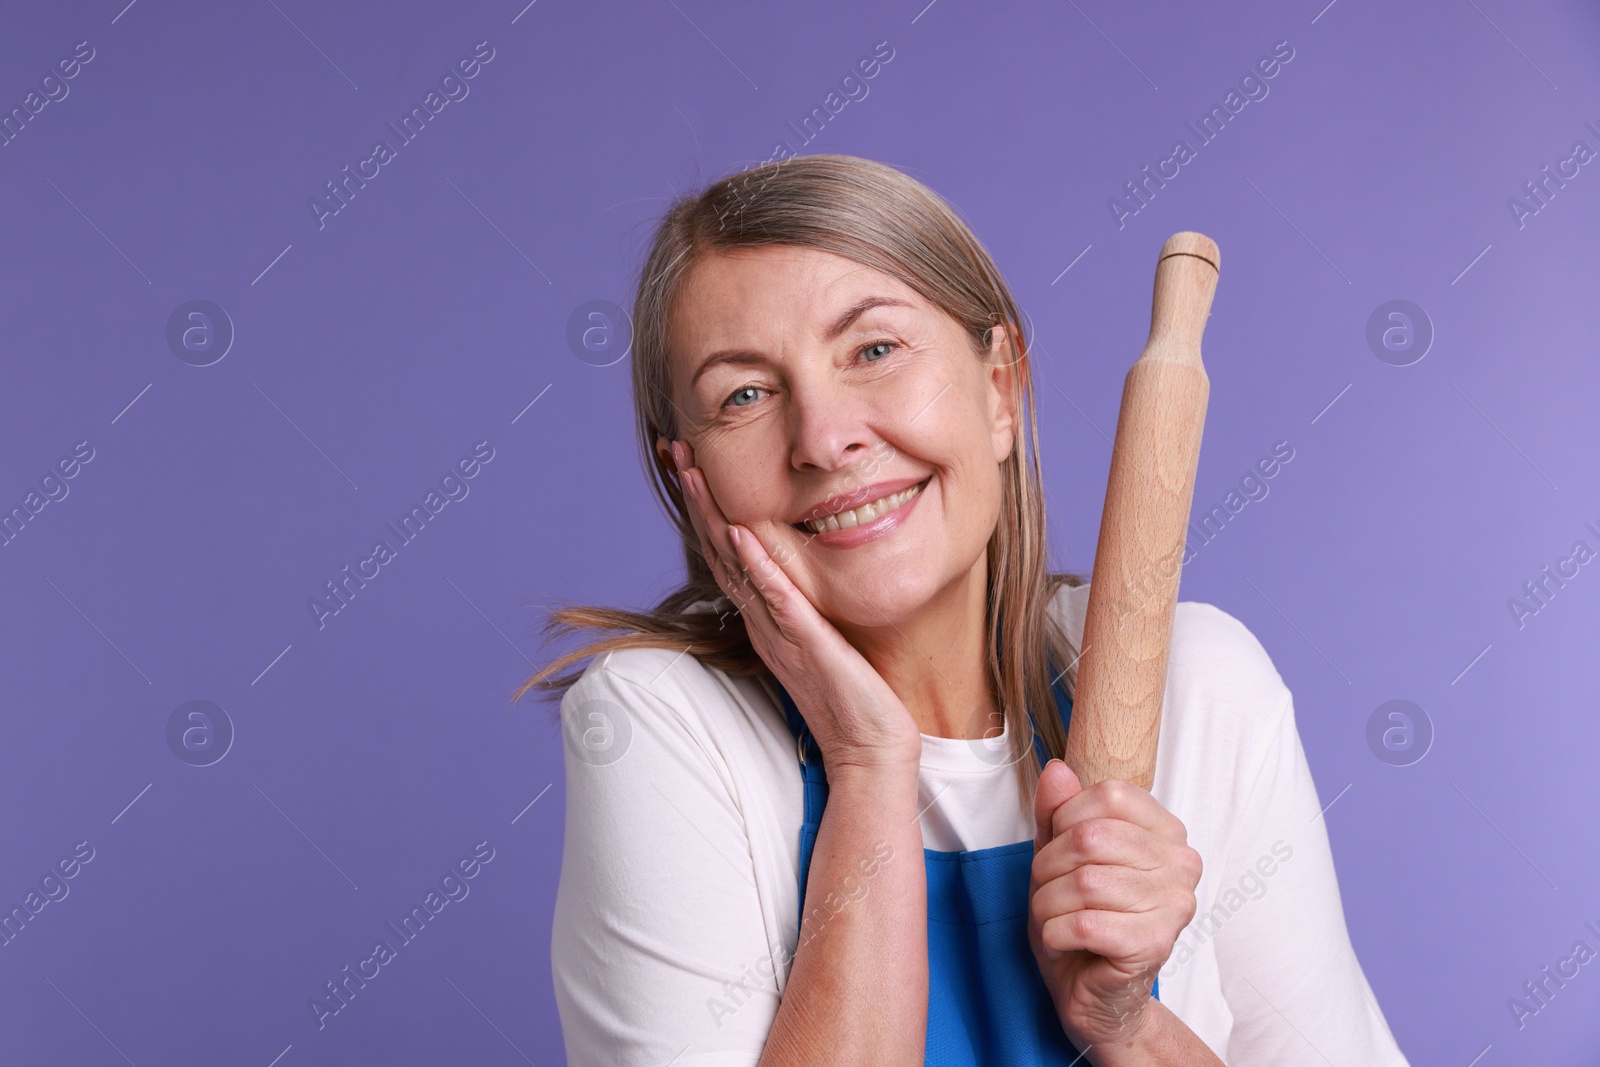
[725,385,764,408]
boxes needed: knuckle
[1067,910,1099,943]
[1179,846,1204,884]
[1073,863,1110,895]
[1070,818,1110,855]
[1100,778,1144,809]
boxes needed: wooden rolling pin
[1063,232,1219,792]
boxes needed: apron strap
[771,666,1067,927]
[768,662,1160,1002]
[774,681,829,925]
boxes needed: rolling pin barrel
[1063,232,1220,793]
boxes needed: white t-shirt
[549,581,1409,1065]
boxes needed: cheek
[891,390,990,479]
[700,461,786,530]
[878,351,989,441]
[882,352,956,410]
[945,460,998,517]
[936,436,1006,544]
[701,469,754,522]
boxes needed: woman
[523,154,1408,1065]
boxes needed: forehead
[669,245,926,349]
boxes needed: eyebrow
[687,295,917,389]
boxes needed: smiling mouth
[791,478,930,535]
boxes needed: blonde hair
[514,152,1085,806]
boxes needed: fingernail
[729,526,742,548]
[671,441,684,471]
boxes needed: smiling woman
[517,154,1408,1066]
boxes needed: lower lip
[797,478,930,550]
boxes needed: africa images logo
[309,841,496,1030]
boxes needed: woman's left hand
[1028,758,1203,1050]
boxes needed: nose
[787,372,879,474]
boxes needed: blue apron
[770,669,1158,1064]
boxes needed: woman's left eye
[859,340,898,363]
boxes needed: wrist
[824,751,922,794]
[1070,999,1214,1067]
[822,738,923,778]
[1073,1003,1152,1067]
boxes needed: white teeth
[803,482,924,534]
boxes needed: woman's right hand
[671,440,923,774]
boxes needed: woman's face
[658,244,1018,630]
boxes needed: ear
[654,435,679,480]
[984,323,1020,463]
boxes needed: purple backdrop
[2,0,1598,1063]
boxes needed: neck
[835,556,997,741]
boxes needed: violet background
[2,0,1598,1063]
